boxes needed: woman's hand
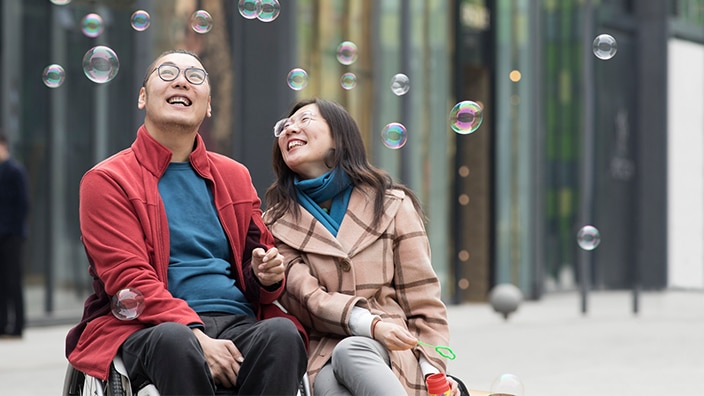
[371,321,417,350]
[192,329,244,388]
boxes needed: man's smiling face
[138,52,212,132]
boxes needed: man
[0,131,29,338]
[65,49,307,395]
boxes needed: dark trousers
[121,314,307,395]
[0,235,24,336]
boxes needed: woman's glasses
[274,111,315,137]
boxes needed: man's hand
[252,247,285,287]
[192,329,244,389]
[372,321,417,351]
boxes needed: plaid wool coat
[266,186,450,395]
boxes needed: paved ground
[1,290,702,395]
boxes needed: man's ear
[206,95,212,118]
[137,87,146,109]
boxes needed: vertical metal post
[399,0,411,184]
[530,0,545,300]
[93,6,110,165]
[579,0,595,315]
[48,4,71,314]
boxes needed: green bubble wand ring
[417,340,456,360]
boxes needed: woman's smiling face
[277,104,335,180]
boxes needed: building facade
[1,0,702,323]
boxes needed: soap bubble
[82,46,120,84]
[449,101,483,134]
[111,288,145,320]
[81,13,104,38]
[287,68,309,90]
[191,10,213,34]
[489,373,524,396]
[336,41,358,65]
[238,0,262,19]
[131,10,151,31]
[42,64,66,88]
[390,73,410,96]
[257,0,280,22]
[577,225,601,250]
[593,34,617,60]
[381,122,408,149]
[340,72,357,90]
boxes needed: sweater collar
[132,125,210,179]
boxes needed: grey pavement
[1,290,702,395]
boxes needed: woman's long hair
[264,98,425,229]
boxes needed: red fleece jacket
[65,126,301,380]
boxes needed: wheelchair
[63,355,312,396]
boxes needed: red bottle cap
[426,373,451,395]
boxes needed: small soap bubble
[381,122,408,149]
[390,73,410,96]
[340,72,357,90]
[81,13,104,38]
[190,10,213,34]
[287,68,309,90]
[336,41,358,66]
[593,34,617,60]
[489,373,524,396]
[238,0,262,19]
[257,0,280,22]
[577,225,601,250]
[82,46,120,84]
[131,10,151,31]
[42,64,66,88]
[111,288,145,321]
[449,101,483,134]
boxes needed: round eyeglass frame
[273,111,315,137]
[150,64,208,85]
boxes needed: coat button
[339,259,351,272]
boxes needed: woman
[264,98,459,395]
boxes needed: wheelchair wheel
[63,364,85,396]
[62,362,128,396]
[109,363,125,396]
[298,372,312,396]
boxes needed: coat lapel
[269,207,347,258]
[337,187,403,257]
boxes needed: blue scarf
[294,168,353,236]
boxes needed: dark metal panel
[231,2,296,202]
[634,0,668,289]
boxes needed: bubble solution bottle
[426,373,452,396]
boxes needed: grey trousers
[314,336,406,396]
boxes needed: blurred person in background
[0,130,29,339]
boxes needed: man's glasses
[273,111,315,137]
[150,64,208,85]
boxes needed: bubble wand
[417,340,456,360]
